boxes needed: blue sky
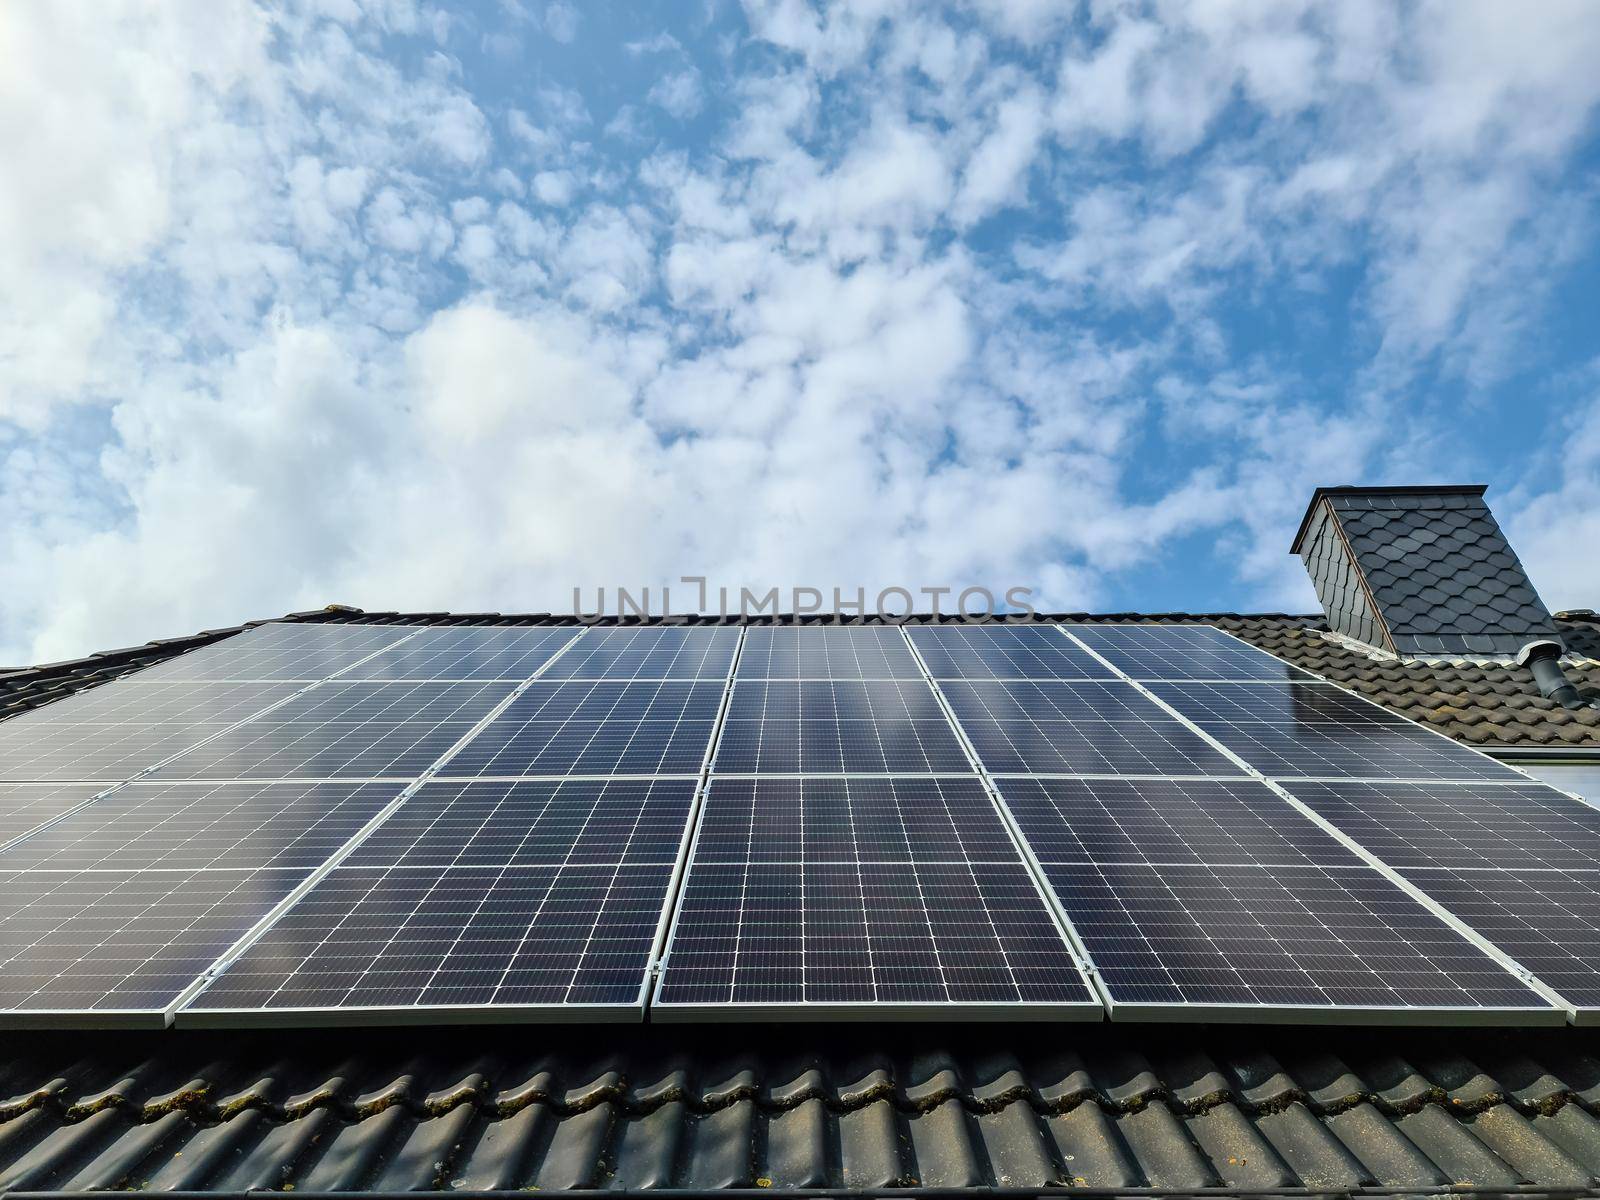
[2,0,1599,663]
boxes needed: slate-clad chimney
[1290,484,1559,657]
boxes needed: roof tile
[3,1027,1600,1191]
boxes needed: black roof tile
[6,1026,1600,1193]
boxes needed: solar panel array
[0,618,1594,1026]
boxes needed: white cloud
[543,1,579,44]
[1506,365,1600,611]
[531,169,577,206]
[951,84,1045,227]
[648,68,705,120]
[3,0,1600,665]
[0,0,271,427]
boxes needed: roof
[7,1024,1600,1194]
[1290,485,1492,555]
[5,608,1600,1195]
[7,607,1599,750]
[1291,486,1560,658]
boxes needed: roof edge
[1288,484,1489,554]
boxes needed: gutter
[1480,746,1600,762]
[5,1190,1597,1200]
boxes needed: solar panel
[149,681,514,780]
[539,627,737,680]
[0,781,403,872]
[138,622,418,681]
[438,681,724,777]
[0,783,107,847]
[230,623,416,649]
[907,624,1111,680]
[338,626,583,681]
[713,680,973,774]
[180,864,673,1022]
[0,681,303,782]
[348,778,695,868]
[736,626,923,679]
[1045,860,1552,1018]
[686,776,1026,865]
[1280,778,1600,1018]
[0,867,305,1024]
[1,680,307,725]
[1064,623,1318,682]
[994,776,1361,869]
[1391,869,1600,1014]
[652,777,1098,1016]
[937,680,1241,776]
[183,780,697,1023]
[1282,779,1600,872]
[1149,681,1529,781]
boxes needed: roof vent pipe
[1517,640,1592,710]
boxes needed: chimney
[1290,484,1558,658]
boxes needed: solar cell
[0,781,403,871]
[0,783,107,847]
[138,623,417,682]
[0,682,303,782]
[540,627,737,680]
[338,626,583,681]
[938,680,1240,776]
[1395,868,1600,1014]
[0,867,305,1024]
[348,778,695,868]
[1150,681,1529,781]
[653,777,1097,1015]
[714,680,973,774]
[1045,861,1552,1018]
[993,777,1362,868]
[440,681,724,777]
[1282,779,1600,872]
[149,681,514,780]
[736,626,923,679]
[1064,623,1318,682]
[907,624,1111,680]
